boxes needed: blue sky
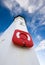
[0,0,45,65]
[0,1,14,33]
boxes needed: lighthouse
[0,16,40,65]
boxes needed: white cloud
[16,0,44,13]
[0,33,3,37]
[3,0,13,10]
[3,0,22,15]
[3,0,44,14]
[30,11,45,33]
[36,35,42,41]
[16,0,29,11]
[42,22,45,25]
[28,5,36,13]
[35,40,45,51]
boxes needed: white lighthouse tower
[0,16,40,65]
